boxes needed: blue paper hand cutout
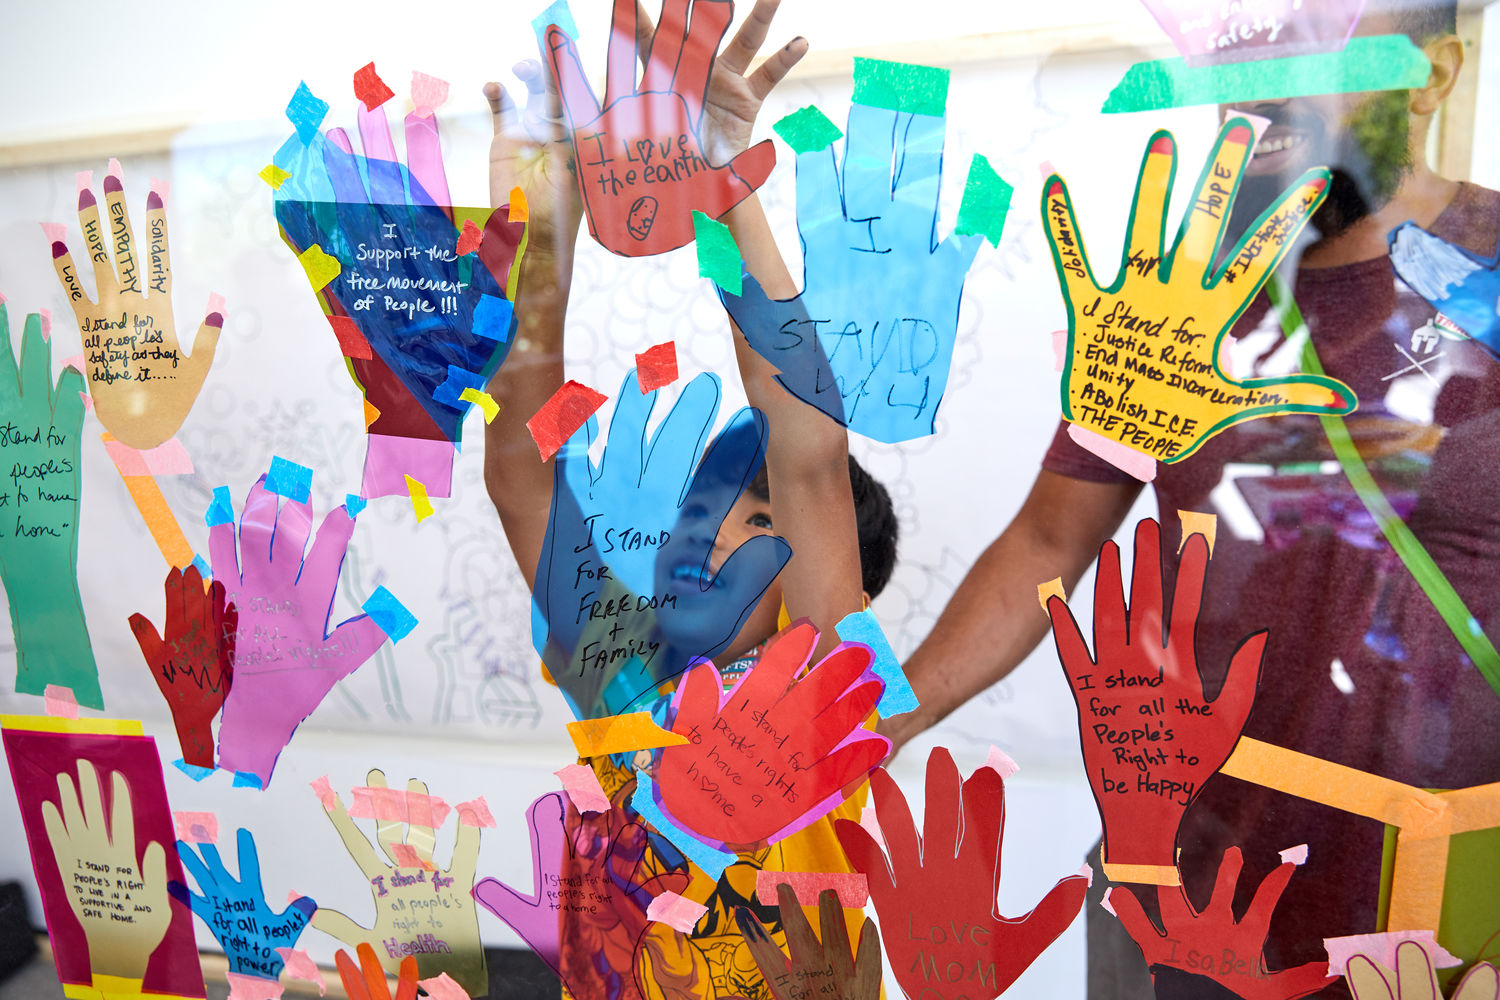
[533,370,792,719]
[1389,220,1500,359]
[171,827,316,981]
[719,99,985,442]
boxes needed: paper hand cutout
[657,621,887,848]
[1111,846,1335,1000]
[209,477,388,786]
[1346,941,1500,1000]
[834,747,1088,1000]
[50,163,221,451]
[273,78,526,499]
[1389,221,1500,359]
[336,943,420,1000]
[1042,119,1354,464]
[736,884,882,1000]
[719,97,983,442]
[171,827,315,982]
[472,789,689,1000]
[534,369,791,719]
[545,0,776,255]
[0,306,99,708]
[312,770,487,996]
[1046,515,1263,885]
[128,564,235,770]
[41,759,172,982]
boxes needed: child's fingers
[102,162,141,293]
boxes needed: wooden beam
[1436,7,1485,183]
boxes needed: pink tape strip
[206,291,226,315]
[310,775,336,810]
[60,354,84,374]
[76,171,93,195]
[753,871,869,907]
[275,948,326,995]
[1322,931,1461,976]
[410,71,450,118]
[1280,844,1309,866]
[150,177,171,202]
[40,222,67,243]
[79,391,93,412]
[348,786,452,828]
[107,158,124,182]
[389,842,434,870]
[39,309,51,342]
[173,811,219,844]
[646,891,708,932]
[43,685,79,719]
[1100,886,1118,916]
[985,746,1020,779]
[555,764,611,814]
[456,797,497,827]
[225,971,284,1000]
[417,973,471,1000]
[102,436,195,476]
[1068,423,1158,483]
[1051,329,1068,373]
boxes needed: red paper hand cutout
[545,0,776,255]
[1046,516,1263,884]
[1110,846,1336,1000]
[657,621,888,847]
[834,748,1088,1000]
[128,564,236,769]
[335,943,418,1000]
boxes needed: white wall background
[2,1,1491,996]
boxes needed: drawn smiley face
[626,196,659,241]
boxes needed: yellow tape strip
[0,715,143,736]
[566,713,689,757]
[1102,859,1181,887]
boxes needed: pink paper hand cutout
[209,477,388,787]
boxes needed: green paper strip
[693,211,742,296]
[1102,34,1431,113]
[851,57,950,117]
[954,153,1013,248]
[774,106,843,155]
[1267,277,1500,700]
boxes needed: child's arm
[482,64,583,588]
[723,197,866,649]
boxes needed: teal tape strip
[532,0,580,50]
[835,610,919,717]
[631,772,735,879]
[233,771,264,789]
[851,57,950,117]
[363,585,418,642]
[1267,276,1500,700]
[205,485,234,527]
[774,106,843,155]
[954,153,1014,249]
[345,494,368,516]
[265,457,313,504]
[172,759,214,782]
[693,211,742,296]
[1102,34,1431,113]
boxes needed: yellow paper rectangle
[1,715,143,736]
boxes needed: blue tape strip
[232,770,263,789]
[630,772,735,880]
[286,82,330,145]
[172,759,215,782]
[265,456,313,504]
[363,585,417,642]
[532,0,580,51]
[434,366,488,408]
[190,554,211,580]
[472,293,515,343]
[345,494,368,516]
[205,485,234,527]
[836,609,920,716]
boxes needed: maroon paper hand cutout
[657,621,888,848]
[834,748,1088,1000]
[1110,846,1336,1000]
[736,885,883,1000]
[128,564,235,770]
[545,0,776,255]
[1046,515,1263,884]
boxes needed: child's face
[652,486,783,662]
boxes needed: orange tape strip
[118,474,194,569]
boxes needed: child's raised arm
[482,63,583,587]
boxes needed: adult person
[881,3,1500,997]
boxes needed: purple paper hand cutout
[210,477,388,786]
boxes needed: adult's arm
[879,470,1142,755]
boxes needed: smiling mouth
[1254,133,1305,156]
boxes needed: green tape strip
[774,106,843,155]
[693,211,742,296]
[1102,34,1431,113]
[954,153,1013,248]
[1267,276,1500,700]
[851,57,950,117]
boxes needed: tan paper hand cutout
[40,759,171,982]
[49,161,221,450]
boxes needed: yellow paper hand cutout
[1042,119,1355,463]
